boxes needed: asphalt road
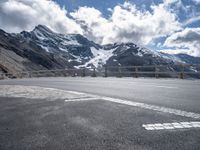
[0,77,200,150]
[0,77,200,113]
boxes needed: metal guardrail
[0,64,200,80]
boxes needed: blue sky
[0,0,200,56]
[56,0,158,14]
[56,0,200,20]
[56,0,200,28]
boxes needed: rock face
[0,25,199,74]
[175,54,200,64]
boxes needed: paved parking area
[0,78,200,150]
[0,84,200,150]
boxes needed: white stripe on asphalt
[151,85,178,89]
[62,90,200,119]
[142,122,200,130]
[65,97,99,102]
[66,91,86,95]
[101,97,200,119]
[139,83,179,89]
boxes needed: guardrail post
[0,74,3,80]
[104,66,108,77]
[71,70,75,77]
[14,71,19,78]
[62,70,66,77]
[29,72,32,78]
[2,73,5,79]
[155,66,159,78]
[118,66,122,78]
[82,68,86,77]
[135,67,138,78]
[180,65,184,79]
[92,68,96,77]
[64,70,68,77]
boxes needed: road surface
[0,77,200,150]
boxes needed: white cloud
[71,2,181,45]
[160,48,190,55]
[193,0,200,4]
[163,0,179,5]
[164,28,200,56]
[0,0,183,47]
[0,0,83,34]
[70,7,110,44]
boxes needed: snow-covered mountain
[0,25,199,73]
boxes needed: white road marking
[69,96,92,99]
[65,97,99,102]
[66,91,85,95]
[150,85,178,89]
[101,97,200,119]
[1,85,199,120]
[142,122,200,130]
[138,83,179,89]
[63,90,200,119]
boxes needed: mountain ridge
[0,25,199,74]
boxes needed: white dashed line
[142,122,200,130]
[65,97,99,102]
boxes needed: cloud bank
[0,0,83,34]
[193,0,200,4]
[71,2,181,45]
[164,28,200,56]
[0,0,199,56]
[0,0,181,45]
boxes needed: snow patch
[62,40,81,46]
[70,54,82,63]
[62,35,81,46]
[78,47,116,68]
[59,47,68,52]
[33,30,46,40]
[39,45,50,52]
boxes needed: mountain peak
[33,25,54,34]
[30,25,56,41]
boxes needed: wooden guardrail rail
[0,64,200,80]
